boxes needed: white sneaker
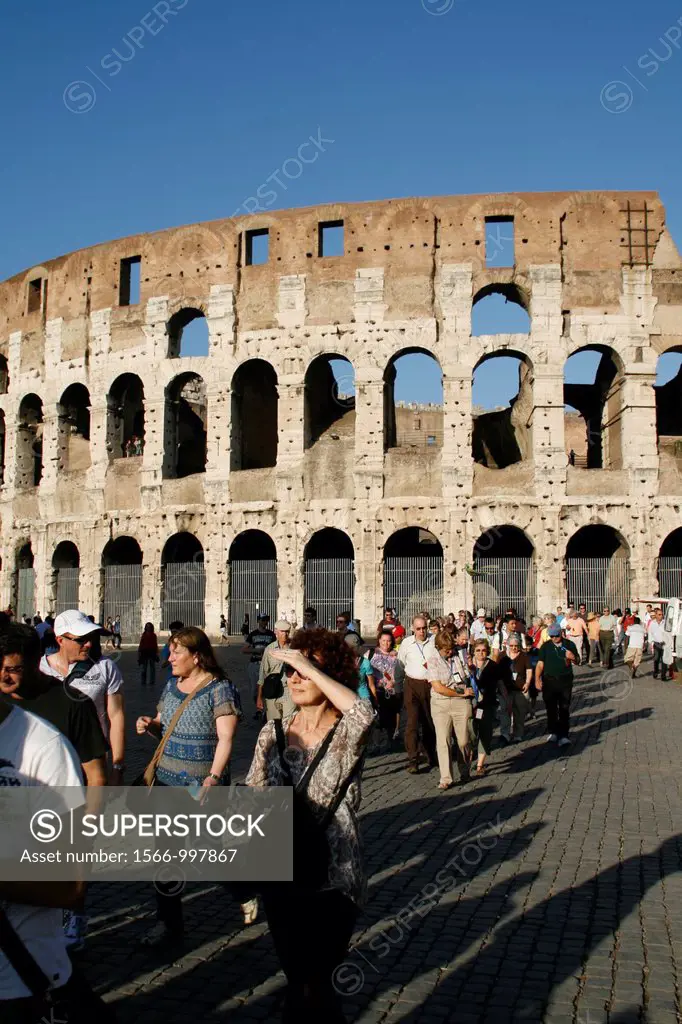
[241,897,259,926]
[557,737,572,748]
[546,733,558,743]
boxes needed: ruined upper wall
[0,190,675,345]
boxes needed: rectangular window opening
[318,220,345,258]
[27,278,43,314]
[245,229,269,266]
[485,216,515,268]
[119,256,141,306]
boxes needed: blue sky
[1,0,681,408]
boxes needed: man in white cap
[256,619,295,721]
[470,608,488,644]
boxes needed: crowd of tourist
[0,596,675,1022]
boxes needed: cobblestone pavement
[80,646,682,1024]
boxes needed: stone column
[276,380,305,503]
[208,284,236,357]
[87,396,109,492]
[140,389,166,508]
[205,378,231,503]
[534,509,563,611]
[437,264,474,500]
[39,408,60,495]
[353,374,384,502]
[529,265,566,497]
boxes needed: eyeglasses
[62,635,91,646]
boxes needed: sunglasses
[284,657,323,678]
[62,634,91,645]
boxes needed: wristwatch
[208,772,221,783]
[112,762,125,771]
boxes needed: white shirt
[648,620,665,644]
[40,655,124,737]
[0,705,85,999]
[625,624,645,650]
[470,619,487,642]
[397,634,435,680]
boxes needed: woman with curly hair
[246,626,375,1023]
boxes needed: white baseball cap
[477,608,486,617]
[54,609,103,638]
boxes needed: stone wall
[0,190,681,628]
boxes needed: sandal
[475,765,487,777]
[437,781,452,790]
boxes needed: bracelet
[112,763,125,771]
[208,772,221,782]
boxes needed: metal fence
[229,560,278,633]
[384,556,444,626]
[473,558,536,620]
[102,564,143,640]
[161,562,206,629]
[16,568,35,621]
[658,557,682,599]
[566,557,630,611]
[54,568,80,616]
[304,558,355,630]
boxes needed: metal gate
[229,560,278,633]
[304,558,355,630]
[473,558,535,620]
[161,562,206,629]
[102,565,143,640]
[16,568,35,621]
[658,557,682,599]
[384,557,443,626]
[54,568,80,615]
[566,557,630,611]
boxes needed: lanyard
[415,641,429,669]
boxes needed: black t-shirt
[246,629,276,660]
[19,675,108,764]
[538,638,578,683]
[471,659,502,711]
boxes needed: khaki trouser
[265,685,297,721]
[430,692,473,784]
[624,645,643,669]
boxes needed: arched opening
[471,284,531,337]
[107,374,145,459]
[14,542,35,622]
[17,395,43,489]
[473,525,535,619]
[383,349,442,452]
[101,536,143,640]
[655,349,682,470]
[472,352,534,469]
[304,355,355,449]
[161,532,205,628]
[51,541,80,615]
[230,361,278,470]
[167,308,209,358]
[566,525,630,610]
[0,410,6,487]
[383,527,444,624]
[564,347,624,470]
[658,528,682,599]
[228,530,277,633]
[0,354,9,395]
[303,528,355,630]
[164,373,207,478]
[58,383,91,472]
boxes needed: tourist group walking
[0,594,674,1022]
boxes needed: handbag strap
[143,674,216,787]
[0,908,51,999]
[273,717,339,796]
[273,717,362,828]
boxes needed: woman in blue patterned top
[135,626,242,946]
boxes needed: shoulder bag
[273,717,361,890]
[139,675,215,788]
[0,909,116,1022]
